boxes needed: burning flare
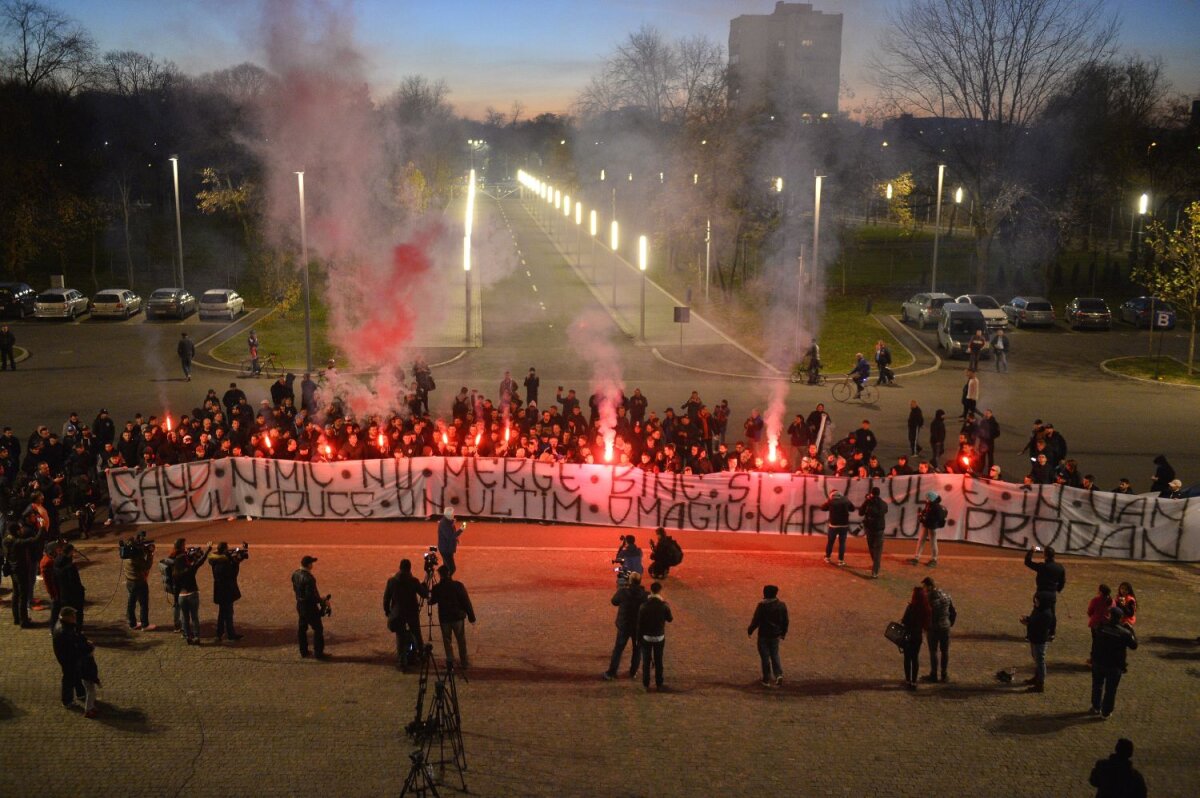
[378,433,386,450]
[604,439,614,463]
[165,415,172,432]
[767,439,778,463]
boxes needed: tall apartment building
[728,2,843,117]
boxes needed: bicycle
[832,378,878,404]
[789,359,826,385]
[239,352,283,379]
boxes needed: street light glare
[885,182,893,200]
[638,235,648,272]
[955,187,964,204]
[1138,193,1150,215]
[590,209,598,237]
[610,220,619,251]
[773,177,784,193]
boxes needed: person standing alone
[0,323,16,370]
[437,508,466,576]
[177,333,196,382]
[1091,607,1138,719]
[637,581,673,692]
[747,585,789,687]
[858,487,888,578]
[292,555,327,659]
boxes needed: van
[938,303,990,359]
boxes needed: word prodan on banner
[107,457,1200,562]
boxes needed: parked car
[900,292,955,328]
[1119,296,1176,330]
[954,294,1008,331]
[1002,296,1055,328]
[1064,297,1112,330]
[0,282,37,318]
[937,303,990,358]
[90,288,142,319]
[33,288,89,320]
[146,288,197,320]
[199,289,245,320]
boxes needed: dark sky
[58,0,1200,118]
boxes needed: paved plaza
[1,520,1197,797]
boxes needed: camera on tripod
[611,556,631,587]
[423,546,439,574]
[119,531,155,559]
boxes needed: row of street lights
[516,169,649,340]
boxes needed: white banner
[107,457,1200,561]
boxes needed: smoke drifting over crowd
[568,311,625,462]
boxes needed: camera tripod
[406,643,468,792]
[399,749,440,797]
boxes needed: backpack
[667,538,684,566]
[159,558,176,594]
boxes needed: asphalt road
[1,197,1196,490]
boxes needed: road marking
[531,284,538,292]
[525,271,531,277]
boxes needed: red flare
[378,433,386,449]
[165,416,172,432]
[474,432,482,446]
[767,440,778,462]
[961,455,971,468]
[442,432,449,445]
[504,425,511,443]
[604,440,614,463]
[264,435,273,451]
[324,444,333,458]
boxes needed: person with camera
[384,558,428,668]
[210,542,245,642]
[292,555,328,659]
[614,534,644,580]
[747,584,789,688]
[911,491,946,567]
[174,542,212,645]
[1025,545,1066,638]
[603,570,647,681]
[648,527,681,580]
[160,538,185,632]
[437,508,466,577]
[637,581,673,692]
[52,606,100,718]
[53,543,86,630]
[429,564,475,670]
[119,534,155,630]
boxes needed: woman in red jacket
[1116,582,1137,626]
[40,540,64,626]
[1086,584,1115,666]
[901,586,931,690]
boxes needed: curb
[879,314,943,378]
[1099,355,1200,390]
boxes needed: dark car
[0,282,37,318]
[146,288,198,320]
[1064,297,1112,330]
[1119,297,1176,330]
[1002,296,1055,328]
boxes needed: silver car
[955,294,1008,331]
[147,288,197,320]
[1002,296,1055,328]
[91,288,142,319]
[199,289,245,320]
[34,288,89,320]
[900,292,955,328]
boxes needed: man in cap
[291,556,327,659]
[1165,479,1184,499]
[912,491,947,566]
[437,508,466,577]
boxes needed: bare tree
[874,0,1118,290]
[198,62,273,106]
[0,0,95,92]
[673,35,726,124]
[98,50,179,96]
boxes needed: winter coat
[1092,622,1137,671]
[821,495,855,527]
[53,554,85,607]
[747,598,789,640]
[209,554,242,604]
[637,594,673,639]
[1024,550,1066,594]
[437,516,461,555]
[858,495,888,533]
[384,571,428,622]
[612,583,648,632]
[429,578,475,625]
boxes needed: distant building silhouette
[728,2,842,119]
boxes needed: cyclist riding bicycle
[848,353,871,399]
[805,340,822,385]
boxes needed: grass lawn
[210,304,341,372]
[1105,356,1200,387]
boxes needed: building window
[801,39,814,47]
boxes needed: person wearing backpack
[159,538,185,633]
[911,491,946,567]
[921,576,956,683]
[747,585,789,688]
[648,527,681,579]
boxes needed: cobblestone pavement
[2,520,1197,797]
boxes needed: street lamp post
[813,174,824,291]
[638,235,648,342]
[589,210,598,282]
[704,217,711,302]
[610,220,619,309]
[168,156,184,289]
[931,164,945,292]
[295,171,313,372]
[575,201,582,267]
[464,168,477,345]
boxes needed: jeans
[927,628,950,677]
[994,350,1007,371]
[441,619,468,668]
[756,636,782,681]
[908,425,922,454]
[126,581,149,628]
[825,526,848,561]
[394,614,423,663]
[297,608,324,656]
[914,527,938,561]
[59,667,95,710]
[641,638,665,688]
[1029,642,1047,682]
[442,552,457,578]
[215,601,236,638]
[866,530,884,575]
[179,592,200,639]
[1091,666,1122,715]
[903,634,923,683]
[606,625,640,677]
[171,593,182,630]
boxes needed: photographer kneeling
[648,527,682,580]
[210,542,247,642]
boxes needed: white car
[90,288,142,319]
[34,288,90,320]
[199,289,245,320]
[954,294,1008,331]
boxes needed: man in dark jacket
[209,542,244,641]
[1091,608,1138,719]
[648,527,681,579]
[1089,739,1146,798]
[858,487,888,578]
[1025,545,1066,637]
[383,559,428,666]
[747,584,789,687]
[1020,593,1054,692]
[175,543,211,645]
[0,323,16,370]
[52,606,99,716]
[603,571,647,680]
[429,565,476,670]
[292,555,327,658]
[54,544,86,630]
[922,576,956,683]
[821,490,855,567]
[1150,455,1175,497]
[4,511,43,627]
[637,581,673,691]
[436,508,465,576]
[177,332,196,381]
